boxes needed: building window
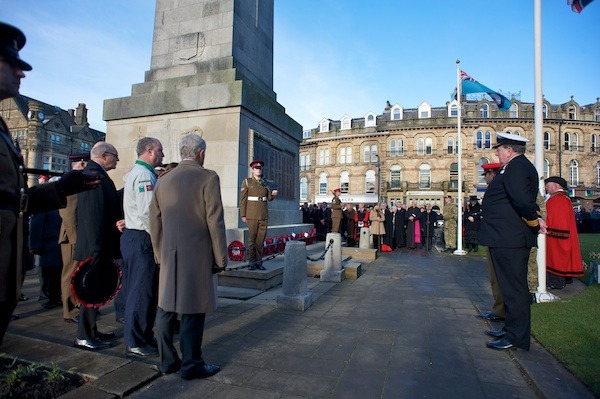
[42,156,51,170]
[365,170,376,194]
[544,131,551,150]
[417,138,425,156]
[479,104,489,118]
[450,162,458,189]
[448,100,459,117]
[363,144,378,162]
[318,148,330,165]
[319,119,330,133]
[543,103,548,119]
[303,130,311,139]
[596,161,600,186]
[572,132,580,152]
[390,165,401,189]
[50,133,61,143]
[476,131,483,149]
[509,103,518,118]
[447,137,455,155]
[300,154,311,171]
[544,158,550,179]
[418,164,431,189]
[484,131,492,149]
[595,107,600,122]
[390,140,397,157]
[300,177,308,200]
[340,171,350,194]
[425,138,433,155]
[341,115,351,130]
[564,132,571,151]
[395,139,404,156]
[569,160,578,186]
[80,142,90,151]
[365,112,376,127]
[339,147,352,164]
[418,102,431,119]
[592,134,597,152]
[391,105,403,120]
[568,105,576,120]
[478,158,489,185]
[319,172,328,195]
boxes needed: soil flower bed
[0,355,85,398]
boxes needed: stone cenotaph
[104,0,304,242]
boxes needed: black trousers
[121,229,158,348]
[156,307,206,376]
[77,306,100,341]
[489,246,531,350]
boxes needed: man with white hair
[150,133,227,379]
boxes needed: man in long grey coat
[149,133,228,380]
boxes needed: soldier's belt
[248,196,268,202]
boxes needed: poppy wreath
[227,240,245,261]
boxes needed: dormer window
[418,102,431,119]
[341,115,351,130]
[391,104,403,120]
[448,100,459,117]
[365,112,377,127]
[319,118,330,133]
[479,103,489,118]
[568,105,576,120]
[509,103,518,118]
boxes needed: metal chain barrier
[224,237,334,271]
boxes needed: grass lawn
[531,233,600,396]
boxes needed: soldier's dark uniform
[239,160,275,270]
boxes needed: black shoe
[248,264,257,270]
[530,293,537,304]
[485,327,506,338]
[547,285,565,290]
[64,316,79,324]
[256,264,266,270]
[74,338,111,350]
[565,277,573,284]
[127,345,158,357]
[486,339,514,350]
[18,294,29,301]
[42,301,59,310]
[151,361,181,375]
[475,311,504,322]
[10,315,19,321]
[181,364,221,380]
[96,331,116,340]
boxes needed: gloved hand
[56,170,103,197]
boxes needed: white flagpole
[455,60,466,255]
[533,0,552,301]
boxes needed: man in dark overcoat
[73,142,122,350]
[480,132,546,351]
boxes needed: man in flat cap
[544,176,583,289]
[479,132,546,351]
[0,22,101,346]
[240,160,278,270]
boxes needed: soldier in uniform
[0,22,101,346]
[442,196,457,252]
[239,160,278,270]
[330,188,342,233]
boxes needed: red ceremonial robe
[546,191,583,277]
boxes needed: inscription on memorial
[254,137,295,200]
[174,32,205,63]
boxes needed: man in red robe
[544,176,583,289]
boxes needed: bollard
[276,241,313,311]
[359,227,371,249]
[321,232,345,283]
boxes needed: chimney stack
[75,103,88,125]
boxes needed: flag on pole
[458,70,512,111]
[568,0,594,13]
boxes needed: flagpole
[454,60,466,255]
[533,0,551,301]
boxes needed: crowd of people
[300,199,443,251]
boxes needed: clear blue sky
[2,0,599,131]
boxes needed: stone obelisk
[104,0,303,238]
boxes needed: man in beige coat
[149,133,227,380]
